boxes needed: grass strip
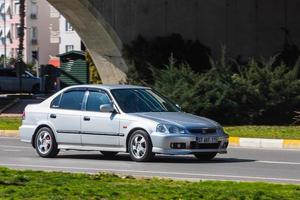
[225,126,300,139]
[0,118,21,130]
[0,167,300,200]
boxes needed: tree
[18,0,25,61]
[16,0,26,92]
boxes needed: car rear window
[58,90,85,110]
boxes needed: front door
[81,90,120,147]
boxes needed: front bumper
[151,132,228,155]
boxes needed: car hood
[131,112,219,128]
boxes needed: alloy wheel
[130,134,147,159]
[37,131,52,155]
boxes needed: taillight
[22,111,26,120]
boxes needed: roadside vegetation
[124,35,300,125]
[0,167,299,199]
[225,126,300,139]
[0,118,21,130]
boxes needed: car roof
[66,84,150,90]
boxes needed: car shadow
[56,153,256,164]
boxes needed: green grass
[0,117,300,139]
[0,167,299,200]
[0,118,21,130]
[225,126,300,139]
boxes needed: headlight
[156,124,186,134]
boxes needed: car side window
[86,91,111,112]
[59,90,85,110]
[50,94,61,108]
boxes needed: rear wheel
[34,127,59,158]
[194,152,217,161]
[100,151,118,158]
[128,130,153,162]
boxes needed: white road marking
[256,161,300,165]
[0,163,300,183]
[0,137,19,140]
[1,149,21,152]
[0,145,31,149]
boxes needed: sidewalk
[1,130,300,150]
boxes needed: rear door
[49,89,85,145]
[81,89,120,147]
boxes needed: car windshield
[111,89,180,113]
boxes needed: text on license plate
[196,137,218,143]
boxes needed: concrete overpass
[47,0,300,83]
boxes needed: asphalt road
[0,137,300,184]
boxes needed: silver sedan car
[20,85,228,162]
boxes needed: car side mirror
[99,104,115,113]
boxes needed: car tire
[194,152,217,161]
[100,151,118,158]
[34,127,59,158]
[128,130,153,162]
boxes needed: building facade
[0,0,59,66]
[59,15,81,54]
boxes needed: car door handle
[83,116,90,121]
[50,114,56,119]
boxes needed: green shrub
[151,51,300,125]
[201,55,300,124]
[153,56,204,114]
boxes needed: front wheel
[194,152,217,161]
[128,130,153,162]
[34,127,59,158]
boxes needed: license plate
[196,137,218,144]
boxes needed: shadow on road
[56,153,256,164]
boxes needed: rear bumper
[19,125,36,143]
[151,132,228,155]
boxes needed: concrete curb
[0,130,19,138]
[0,131,299,150]
[229,137,300,149]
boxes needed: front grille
[188,128,216,134]
[190,141,221,149]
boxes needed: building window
[65,21,74,32]
[30,2,38,19]
[15,24,20,38]
[31,27,38,45]
[14,2,20,15]
[65,45,74,52]
[31,26,37,39]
